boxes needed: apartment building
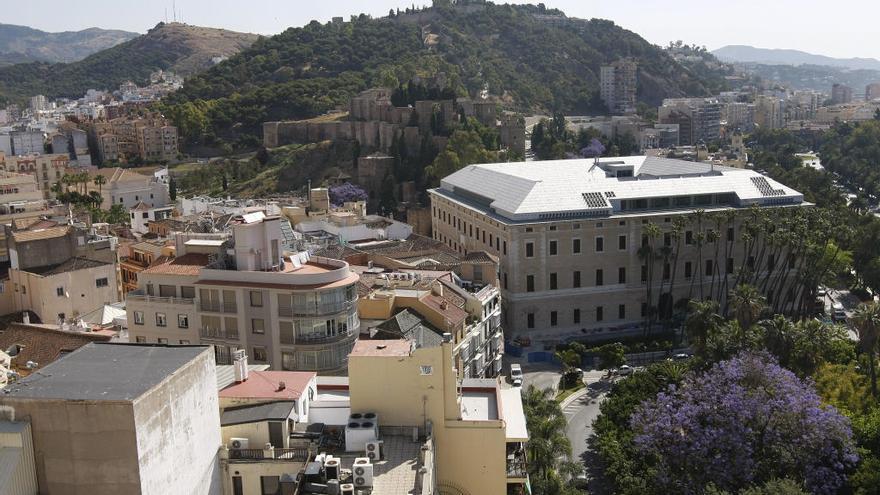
[357,268,504,378]
[866,82,880,102]
[127,213,361,374]
[90,117,179,164]
[754,95,785,130]
[429,156,806,341]
[832,83,853,104]
[10,130,44,155]
[0,152,69,198]
[120,239,168,294]
[600,60,638,115]
[659,98,722,145]
[0,343,222,495]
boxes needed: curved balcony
[278,299,357,318]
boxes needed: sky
[8,0,880,60]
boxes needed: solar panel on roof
[750,177,785,197]
[581,192,609,208]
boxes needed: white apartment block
[127,214,361,374]
[429,156,806,343]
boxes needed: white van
[832,302,847,322]
[509,364,523,387]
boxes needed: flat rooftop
[461,389,498,421]
[0,343,211,401]
[349,339,413,357]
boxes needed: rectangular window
[685,261,693,279]
[159,284,176,297]
[618,304,626,319]
[618,267,626,284]
[573,309,581,324]
[618,235,627,250]
[664,232,672,247]
[641,302,647,317]
[572,238,581,254]
[420,365,433,375]
[726,257,734,274]
[596,269,604,286]
[685,231,693,245]
[526,275,535,292]
[549,273,558,290]
[705,259,713,277]
[56,286,64,296]
[727,226,735,241]
[135,336,146,343]
[503,273,508,289]
[95,277,109,288]
[178,314,189,328]
[250,291,263,307]
[573,271,581,288]
[663,263,670,280]
[641,265,647,282]
[768,254,776,271]
[525,242,534,258]
[252,318,265,334]
[550,311,558,327]
[527,313,535,329]
[595,236,604,252]
[180,286,195,299]
[503,241,507,255]
[158,338,168,344]
[596,306,604,322]
[156,312,167,327]
[134,311,144,325]
[253,346,268,362]
[549,240,558,256]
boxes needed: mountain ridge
[713,44,880,71]
[0,22,259,104]
[0,23,139,65]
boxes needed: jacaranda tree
[328,182,368,206]
[630,352,858,494]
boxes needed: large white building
[430,156,806,342]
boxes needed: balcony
[277,300,356,318]
[199,301,237,313]
[127,290,194,306]
[228,447,310,462]
[281,330,356,347]
[200,328,240,340]
[507,458,528,479]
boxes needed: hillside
[0,23,138,65]
[0,22,259,103]
[159,2,731,148]
[714,45,880,72]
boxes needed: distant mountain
[0,23,260,103]
[713,45,880,71]
[160,2,731,147]
[0,23,138,64]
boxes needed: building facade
[127,215,361,374]
[832,83,854,105]
[429,156,806,342]
[600,60,638,115]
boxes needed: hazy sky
[9,0,880,60]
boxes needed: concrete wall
[10,262,119,323]
[0,400,142,494]
[132,348,222,495]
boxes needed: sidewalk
[560,370,607,410]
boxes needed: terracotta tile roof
[131,201,152,211]
[219,370,315,400]
[0,322,112,372]
[422,293,468,327]
[349,339,413,357]
[11,225,71,243]
[142,253,210,276]
[462,251,499,265]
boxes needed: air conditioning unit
[352,458,374,488]
[365,440,383,462]
[324,457,340,481]
[340,484,355,495]
[229,437,249,449]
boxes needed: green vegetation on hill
[0,23,138,64]
[158,0,731,150]
[0,22,258,105]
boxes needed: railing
[288,330,356,346]
[506,458,528,478]
[199,301,238,313]
[228,447,310,461]
[127,290,194,306]
[200,328,239,340]
[278,300,356,318]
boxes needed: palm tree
[684,299,722,357]
[93,174,107,197]
[521,385,580,491]
[852,302,880,397]
[728,284,766,331]
[639,222,662,335]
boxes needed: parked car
[510,364,523,386]
[617,365,633,376]
[673,353,691,361]
[817,286,827,297]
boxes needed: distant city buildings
[866,82,880,102]
[831,83,854,105]
[90,116,179,164]
[600,59,638,115]
[659,98,722,145]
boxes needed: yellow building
[348,337,529,495]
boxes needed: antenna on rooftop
[173,0,177,22]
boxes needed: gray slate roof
[221,401,297,426]
[370,308,445,349]
[0,343,211,401]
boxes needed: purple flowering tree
[630,352,857,494]
[328,182,368,206]
[580,138,606,158]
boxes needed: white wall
[133,349,222,495]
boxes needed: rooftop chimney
[233,349,249,382]
[277,381,286,392]
[22,312,30,325]
[440,300,448,311]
